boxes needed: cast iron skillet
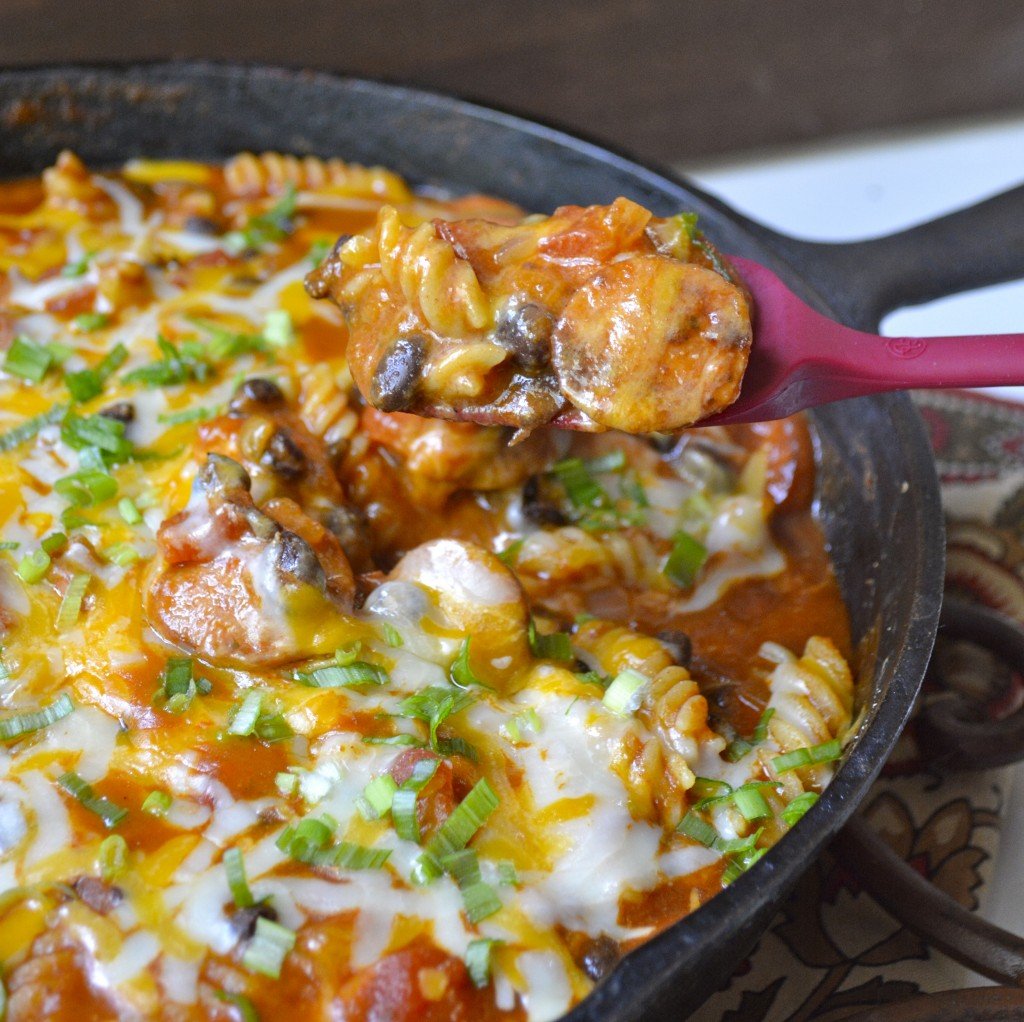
[4,61,1017,1020]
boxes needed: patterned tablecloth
[695,389,1024,1021]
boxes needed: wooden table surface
[3,0,1024,162]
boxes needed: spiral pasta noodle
[223,151,413,203]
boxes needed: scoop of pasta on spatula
[305,197,752,435]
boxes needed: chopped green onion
[382,623,403,648]
[122,335,212,388]
[714,828,763,856]
[73,312,110,333]
[465,938,502,988]
[771,739,843,774]
[527,620,573,662]
[56,572,89,629]
[497,861,519,886]
[157,405,218,425]
[410,852,443,886]
[98,834,128,882]
[690,777,732,801]
[677,811,718,847]
[0,693,74,743]
[552,457,607,509]
[40,532,67,556]
[295,661,389,688]
[215,991,260,1022]
[0,541,19,552]
[58,771,128,828]
[263,310,294,347]
[54,468,118,509]
[392,758,439,844]
[4,336,53,383]
[307,238,332,266]
[142,790,172,817]
[501,707,541,743]
[460,881,501,923]
[226,184,298,254]
[277,817,390,870]
[106,542,141,567]
[781,791,819,827]
[602,669,648,716]
[227,690,263,736]
[118,497,143,525]
[425,778,499,860]
[722,845,767,884]
[362,734,424,748]
[440,849,481,887]
[159,657,195,713]
[242,917,296,979]
[16,549,50,584]
[451,637,488,688]
[724,707,776,762]
[622,474,650,508]
[396,686,474,752]
[663,530,708,588]
[575,670,609,690]
[356,774,399,821]
[224,847,255,908]
[61,411,133,459]
[732,785,771,821]
[0,403,67,453]
[61,252,92,277]
[496,539,523,566]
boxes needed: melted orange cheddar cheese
[0,151,851,1022]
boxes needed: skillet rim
[0,60,946,1020]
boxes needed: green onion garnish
[157,405,218,426]
[40,532,67,556]
[690,777,732,801]
[356,774,399,821]
[242,917,296,979]
[396,686,475,752]
[602,669,648,716]
[392,758,440,844]
[465,938,502,988]
[0,403,67,453]
[677,811,718,847]
[60,411,133,460]
[295,661,389,688]
[224,847,255,908]
[277,816,390,871]
[382,623,403,648]
[98,834,128,881]
[215,991,260,1022]
[460,880,502,923]
[159,657,197,713]
[118,497,143,525]
[724,707,775,762]
[106,543,141,567]
[56,572,89,630]
[527,620,573,662]
[0,692,74,743]
[142,790,172,817]
[497,861,519,886]
[781,791,819,826]
[262,310,294,347]
[225,184,298,255]
[54,468,118,509]
[552,457,607,509]
[663,530,708,588]
[451,637,488,688]
[73,312,110,333]
[424,778,498,861]
[227,690,263,736]
[771,739,843,774]
[731,785,771,822]
[4,336,53,383]
[307,238,332,267]
[58,771,128,828]
[501,707,541,743]
[16,549,50,584]
[61,252,92,277]
[496,538,524,566]
[362,734,424,748]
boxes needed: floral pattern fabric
[695,390,1024,1021]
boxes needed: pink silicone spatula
[704,255,1024,425]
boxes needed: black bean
[183,215,220,236]
[522,475,567,526]
[228,377,286,415]
[262,430,307,479]
[270,529,326,591]
[230,902,279,943]
[198,453,252,496]
[370,336,425,412]
[99,401,135,424]
[495,301,554,372]
[579,935,620,982]
[657,629,693,667]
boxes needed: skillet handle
[746,181,1024,331]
